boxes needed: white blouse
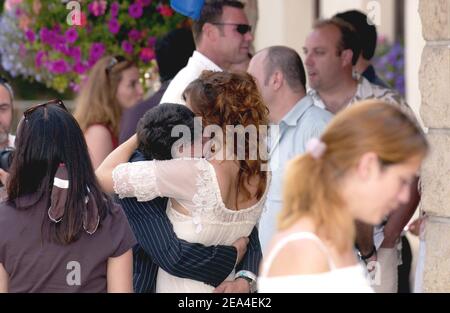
[113,157,270,293]
[113,158,269,236]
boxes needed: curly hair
[184,70,269,203]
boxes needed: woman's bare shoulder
[265,237,331,277]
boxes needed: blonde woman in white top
[259,100,428,293]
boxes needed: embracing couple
[96,70,270,293]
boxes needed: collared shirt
[308,76,416,122]
[259,96,333,252]
[308,76,416,251]
[160,51,222,105]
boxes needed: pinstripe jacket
[119,151,262,293]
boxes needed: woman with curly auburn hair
[74,55,143,169]
[258,100,428,293]
[96,70,270,293]
[183,70,269,205]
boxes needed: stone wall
[418,0,450,292]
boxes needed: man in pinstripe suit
[119,104,261,293]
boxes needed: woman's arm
[0,263,8,293]
[96,134,138,193]
[107,249,133,293]
[85,125,115,170]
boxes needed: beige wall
[320,0,395,41]
[254,0,314,54]
[255,0,396,53]
[405,0,426,127]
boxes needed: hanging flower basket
[0,0,187,93]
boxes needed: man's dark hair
[334,10,377,60]
[192,0,245,43]
[264,46,306,92]
[314,18,362,66]
[137,103,197,160]
[155,28,196,82]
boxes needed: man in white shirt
[161,1,260,293]
[160,0,253,105]
[247,46,332,251]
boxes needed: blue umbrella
[170,0,205,20]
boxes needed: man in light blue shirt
[248,46,333,252]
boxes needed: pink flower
[69,81,80,93]
[157,4,173,17]
[89,42,106,62]
[110,1,120,17]
[50,60,70,74]
[108,19,120,34]
[39,28,52,45]
[73,62,87,75]
[25,30,35,42]
[68,46,82,61]
[128,2,143,19]
[65,28,78,44]
[128,29,141,41]
[35,50,46,68]
[19,43,27,58]
[88,0,107,17]
[121,40,133,55]
[139,47,155,63]
[147,36,157,47]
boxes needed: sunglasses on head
[105,55,127,76]
[23,99,68,120]
[212,23,252,35]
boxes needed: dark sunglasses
[105,55,127,76]
[23,99,68,120]
[212,23,252,35]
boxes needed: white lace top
[113,157,269,240]
[258,232,374,293]
[113,157,270,292]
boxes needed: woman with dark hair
[0,100,136,293]
[97,71,269,293]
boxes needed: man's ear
[203,23,219,42]
[271,71,284,91]
[356,152,380,181]
[341,49,354,67]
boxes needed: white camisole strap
[261,232,336,277]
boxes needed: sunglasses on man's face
[23,99,68,119]
[212,23,252,35]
